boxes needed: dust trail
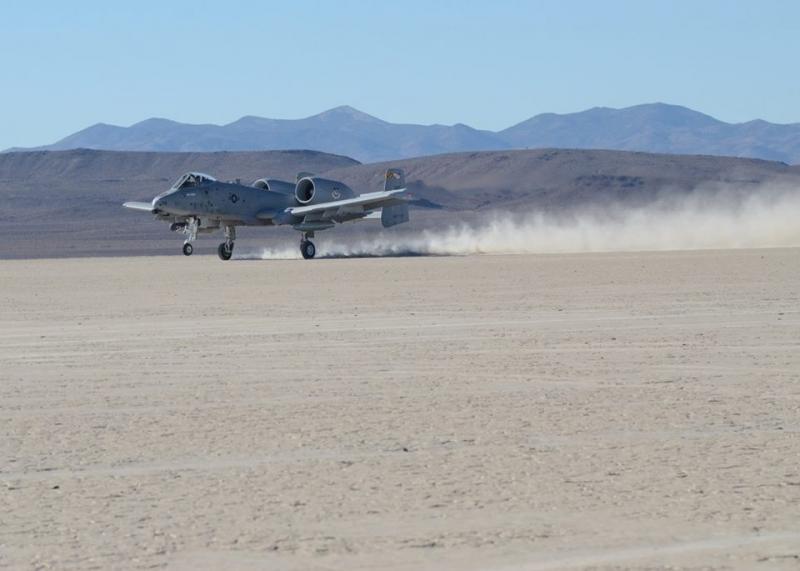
[244,190,800,259]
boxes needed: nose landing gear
[180,218,199,256]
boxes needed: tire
[182,243,194,256]
[300,240,316,259]
[217,242,233,261]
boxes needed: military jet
[123,168,409,260]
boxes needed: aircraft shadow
[318,250,449,259]
[234,248,452,260]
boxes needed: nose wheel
[300,239,316,259]
[179,218,199,256]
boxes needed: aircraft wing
[286,188,409,229]
[286,188,406,217]
[123,201,155,212]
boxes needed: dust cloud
[247,189,800,259]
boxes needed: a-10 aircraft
[124,168,409,260]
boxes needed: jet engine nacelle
[253,178,295,194]
[295,177,355,205]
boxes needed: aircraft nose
[152,196,169,213]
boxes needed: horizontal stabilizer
[123,201,154,212]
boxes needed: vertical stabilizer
[384,168,405,191]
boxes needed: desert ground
[1,249,799,570]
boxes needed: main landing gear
[300,232,316,259]
[217,225,235,261]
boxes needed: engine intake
[253,178,294,194]
[295,177,354,205]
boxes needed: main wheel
[182,243,194,256]
[217,242,233,261]
[300,240,316,259]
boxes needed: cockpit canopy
[170,172,217,190]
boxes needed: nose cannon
[152,195,169,214]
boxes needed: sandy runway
[1,250,799,569]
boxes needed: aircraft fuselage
[153,180,296,226]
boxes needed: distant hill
[499,104,800,164]
[1,147,798,259]
[8,103,800,164]
[0,148,359,184]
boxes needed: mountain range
[8,103,800,164]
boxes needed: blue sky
[2,0,798,149]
